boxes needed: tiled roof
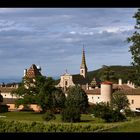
[25,64,41,78]
[113,84,140,95]
[72,75,89,85]
[102,81,113,85]
[0,87,16,93]
[113,84,133,90]
[85,89,100,95]
[121,88,140,95]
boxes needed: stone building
[23,64,42,89]
[57,48,96,91]
[1,50,140,112]
[0,64,42,112]
[57,48,140,111]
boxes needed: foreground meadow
[0,111,140,132]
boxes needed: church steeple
[80,46,88,78]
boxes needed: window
[92,97,93,99]
[81,70,83,73]
[65,81,68,86]
[131,100,134,104]
[98,97,100,99]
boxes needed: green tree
[12,76,63,113]
[111,91,130,111]
[51,88,66,113]
[127,8,140,87]
[36,86,53,113]
[61,107,81,122]
[66,85,89,113]
[100,65,116,82]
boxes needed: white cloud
[69,31,76,34]
[98,25,134,33]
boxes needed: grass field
[104,118,140,132]
[1,111,140,132]
[0,111,104,123]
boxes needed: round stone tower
[101,81,112,103]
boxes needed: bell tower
[80,46,88,78]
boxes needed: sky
[0,8,138,80]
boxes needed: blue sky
[0,8,138,79]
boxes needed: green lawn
[104,117,140,132]
[0,111,100,123]
[0,111,43,122]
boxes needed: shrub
[42,110,56,122]
[91,102,126,122]
[0,105,9,113]
[102,110,126,122]
[91,102,110,118]
[61,107,81,122]
[125,109,136,117]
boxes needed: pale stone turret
[101,81,112,103]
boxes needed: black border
[0,0,139,7]
[0,132,140,140]
[0,0,140,140]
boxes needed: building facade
[57,48,140,111]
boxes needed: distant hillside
[54,65,135,85]
[87,65,134,83]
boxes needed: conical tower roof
[80,47,87,70]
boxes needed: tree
[61,107,81,122]
[111,91,130,111]
[61,86,88,122]
[36,85,53,113]
[127,8,140,87]
[12,76,62,113]
[51,88,66,113]
[100,65,116,82]
[66,85,89,113]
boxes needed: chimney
[24,69,27,77]
[118,78,122,85]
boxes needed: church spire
[80,46,87,69]
[80,45,88,78]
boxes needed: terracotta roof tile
[85,89,100,95]
[0,87,16,93]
